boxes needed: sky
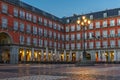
[21,0,120,18]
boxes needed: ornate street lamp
[76,16,94,66]
[77,16,91,60]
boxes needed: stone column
[41,49,44,61]
[76,51,80,61]
[31,48,34,61]
[114,50,117,61]
[10,46,19,64]
[64,50,66,61]
[98,50,101,61]
[69,51,72,61]
[46,47,48,61]
[90,51,96,61]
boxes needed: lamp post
[77,16,91,61]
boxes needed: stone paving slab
[0,75,68,80]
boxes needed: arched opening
[104,52,109,62]
[72,53,76,62]
[110,51,114,62]
[61,53,64,61]
[38,51,41,61]
[95,52,99,62]
[48,52,51,61]
[66,53,69,62]
[0,32,12,63]
[86,53,91,60]
[19,48,24,62]
[1,49,10,63]
[26,49,31,61]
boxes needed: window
[58,25,61,31]
[89,42,93,49]
[71,43,75,50]
[62,43,64,49]
[89,23,93,29]
[66,35,69,41]
[2,17,8,28]
[33,38,37,46]
[49,21,52,27]
[20,10,25,19]
[27,37,31,45]
[2,3,8,13]
[110,20,115,26]
[53,32,56,39]
[38,17,42,24]
[77,25,80,31]
[90,15,93,20]
[77,34,80,40]
[66,44,69,50]
[77,43,81,49]
[20,23,24,32]
[33,15,37,23]
[71,34,75,40]
[49,41,52,47]
[62,35,64,41]
[66,26,69,32]
[110,40,115,48]
[44,40,47,47]
[103,30,107,37]
[53,23,57,29]
[49,31,52,38]
[26,24,31,33]
[103,20,107,27]
[44,19,47,26]
[14,8,18,17]
[110,29,115,37]
[89,32,94,39]
[118,10,120,15]
[96,41,100,48]
[39,39,43,47]
[103,12,107,18]
[58,34,60,40]
[117,19,120,25]
[13,21,18,30]
[118,29,120,37]
[54,42,56,48]
[20,35,24,44]
[38,28,43,36]
[95,22,100,28]
[26,13,32,21]
[66,19,70,23]
[95,31,100,38]
[103,41,107,48]
[71,25,75,31]
[118,40,120,47]
[33,26,37,35]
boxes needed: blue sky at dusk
[21,0,120,18]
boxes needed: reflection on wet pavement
[0,64,120,80]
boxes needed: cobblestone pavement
[0,64,120,80]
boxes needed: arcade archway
[0,32,12,63]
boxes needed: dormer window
[90,15,93,20]
[66,19,70,23]
[103,12,107,18]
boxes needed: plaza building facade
[0,0,120,64]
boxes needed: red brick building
[0,0,120,64]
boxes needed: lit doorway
[95,52,99,62]
[61,53,64,61]
[110,51,114,62]
[72,53,76,62]
[66,53,69,62]
[19,49,24,62]
[26,50,31,61]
